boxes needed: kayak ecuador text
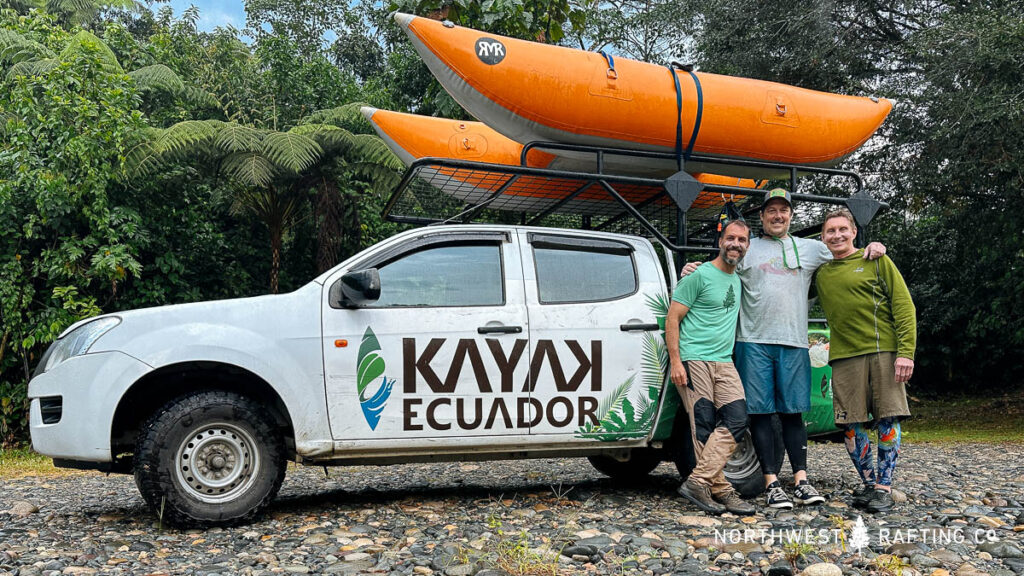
[398,337,603,432]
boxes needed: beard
[721,245,745,265]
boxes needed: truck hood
[89,282,323,366]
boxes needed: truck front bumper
[29,351,151,462]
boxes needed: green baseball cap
[762,187,792,209]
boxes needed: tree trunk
[270,230,282,294]
[315,178,342,274]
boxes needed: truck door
[321,230,531,442]
[518,231,666,440]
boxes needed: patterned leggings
[843,417,901,487]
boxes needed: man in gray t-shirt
[684,188,885,509]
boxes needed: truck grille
[40,396,62,424]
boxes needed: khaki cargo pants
[678,360,748,496]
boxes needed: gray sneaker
[678,478,726,514]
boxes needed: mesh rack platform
[381,143,887,254]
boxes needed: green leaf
[214,123,262,154]
[261,131,322,173]
[128,64,185,93]
[220,152,277,187]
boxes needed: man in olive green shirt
[815,208,916,513]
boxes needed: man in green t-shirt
[666,219,754,515]
[815,208,916,513]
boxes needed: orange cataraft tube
[363,106,760,214]
[394,13,892,178]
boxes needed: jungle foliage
[1,0,1021,444]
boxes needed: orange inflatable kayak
[364,106,760,215]
[394,13,891,177]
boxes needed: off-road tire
[134,390,286,528]
[588,448,663,481]
[724,416,785,498]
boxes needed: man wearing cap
[682,188,885,509]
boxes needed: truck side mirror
[329,269,381,308]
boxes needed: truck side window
[533,246,637,304]
[374,243,504,307]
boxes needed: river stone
[979,542,1024,558]
[955,563,990,576]
[561,544,597,557]
[9,501,39,515]
[444,564,475,576]
[723,541,762,555]
[765,560,793,576]
[576,535,615,549]
[913,554,943,568]
[888,542,929,557]
[324,559,376,574]
[801,562,843,576]
[1002,558,1024,574]
[930,549,965,565]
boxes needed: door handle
[477,325,523,334]
[620,323,660,332]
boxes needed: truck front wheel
[133,391,286,527]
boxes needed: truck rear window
[533,245,637,304]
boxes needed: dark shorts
[734,341,811,414]
[831,351,910,425]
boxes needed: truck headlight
[38,317,121,375]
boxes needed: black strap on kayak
[668,62,704,171]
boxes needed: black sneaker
[716,490,755,515]
[793,481,826,506]
[851,484,876,508]
[765,481,794,509]
[866,489,895,513]
[678,478,726,514]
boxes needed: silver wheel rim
[174,422,260,503]
[724,432,760,481]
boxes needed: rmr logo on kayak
[401,337,602,431]
[475,37,506,65]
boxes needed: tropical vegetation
[1,0,1021,445]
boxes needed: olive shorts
[831,351,911,425]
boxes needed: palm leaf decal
[356,327,394,430]
[576,293,670,441]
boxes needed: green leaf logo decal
[357,326,394,430]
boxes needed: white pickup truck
[30,224,769,526]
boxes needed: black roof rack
[382,141,887,255]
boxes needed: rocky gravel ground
[2,443,1023,576]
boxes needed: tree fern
[289,123,355,154]
[6,58,57,79]
[261,131,322,173]
[127,64,184,93]
[300,102,369,131]
[0,29,54,66]
[221,152,277,188]
[214,122,262,154]
[59,30,122,73]
[156,120,220,156]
